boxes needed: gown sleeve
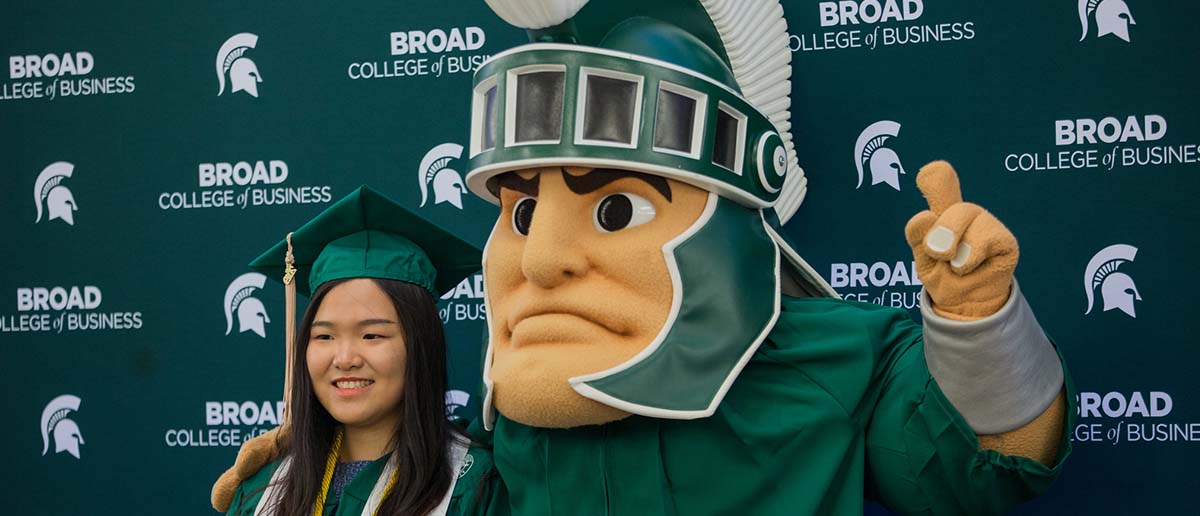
[447,420,510,516]
[225,482,249,516]
[862,308,1076,515]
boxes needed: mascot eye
[594,193,655,233]
[512,197,536,236]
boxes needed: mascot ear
[570,197,781,420]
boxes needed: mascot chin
[214,1,1073,515]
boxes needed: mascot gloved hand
[211,425,289,511]
[906,161,1019,321]
[905,160,1066,465]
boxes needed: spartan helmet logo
[1085,244,1142,318]
[224,272,270,338]
[41,394,84,459]
[419,143,467,209]
[854,121,906,191]
[445,390,471,419]
[216,33,262,97]
[1079,0,1136,42]
[34,162,77,226]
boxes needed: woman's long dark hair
[274,277,455,516]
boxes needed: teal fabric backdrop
[2,1,1196,514]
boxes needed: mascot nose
[521,202,590,288]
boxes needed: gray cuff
[921,280,1064,434]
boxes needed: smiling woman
[216,186,482,516]
[277,277,449,516]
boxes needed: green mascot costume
[213,1,1074,515]
[450,0,1073,514]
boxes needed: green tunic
[226,455,391,516]
[450,296,1075,516]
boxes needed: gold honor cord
[312,428,344,516]
[283,232,297,429]
[312,428,400,516]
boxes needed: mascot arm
[211,426,288,512]
[919,283,1067,465]
[904,161,1066,465]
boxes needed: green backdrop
[2,1,1196,514]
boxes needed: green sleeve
[447,420,509,516]
[864,326,1077,515]
[224,459,283,516]
[225,483,248,516]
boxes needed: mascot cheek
[482,175,711,429]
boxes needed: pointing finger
[916,160,963,215]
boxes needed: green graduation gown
[449,296,1075,516]
[226,454,393,516]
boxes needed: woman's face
[306,278,407,432]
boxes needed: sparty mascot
[213,0,1074,514]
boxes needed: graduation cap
[250,185,480,297]
[251,185,481,427]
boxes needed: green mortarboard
[250,185,481,297]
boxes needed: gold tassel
[282,232,297,430]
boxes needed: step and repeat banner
[2,1,1196,514]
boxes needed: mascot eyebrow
[488,172,540,197]
[487,168,672,202]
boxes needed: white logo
[794,0,976,52]
[1079,0,1136,42]
[3,51,135,101]
[224,273,270,338]
[5,285,143,334]
[1084,244,1141,318]
[41,394,84,459]
[446,390,471,419]
[1055,115,1165,146]
[829,260,923,309]
[165,400,282,447]
[158,158,332,211]
[199,160,289,187]
[419,143,467,209]
[439,274,486,323]
[34,162,77,226]
[1079,391,1171,418]
[216,33,262,98]
[10,52,93,79]
[819,0,924,27]
[347,27,489,81]
[392,28,486,56]
[854,121,905,191]
[458,453,475,479]
[1005,114,1196,173]
[1072,391,1200,447]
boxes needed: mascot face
[484,166,708,427]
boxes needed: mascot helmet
[468,0,837,426]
